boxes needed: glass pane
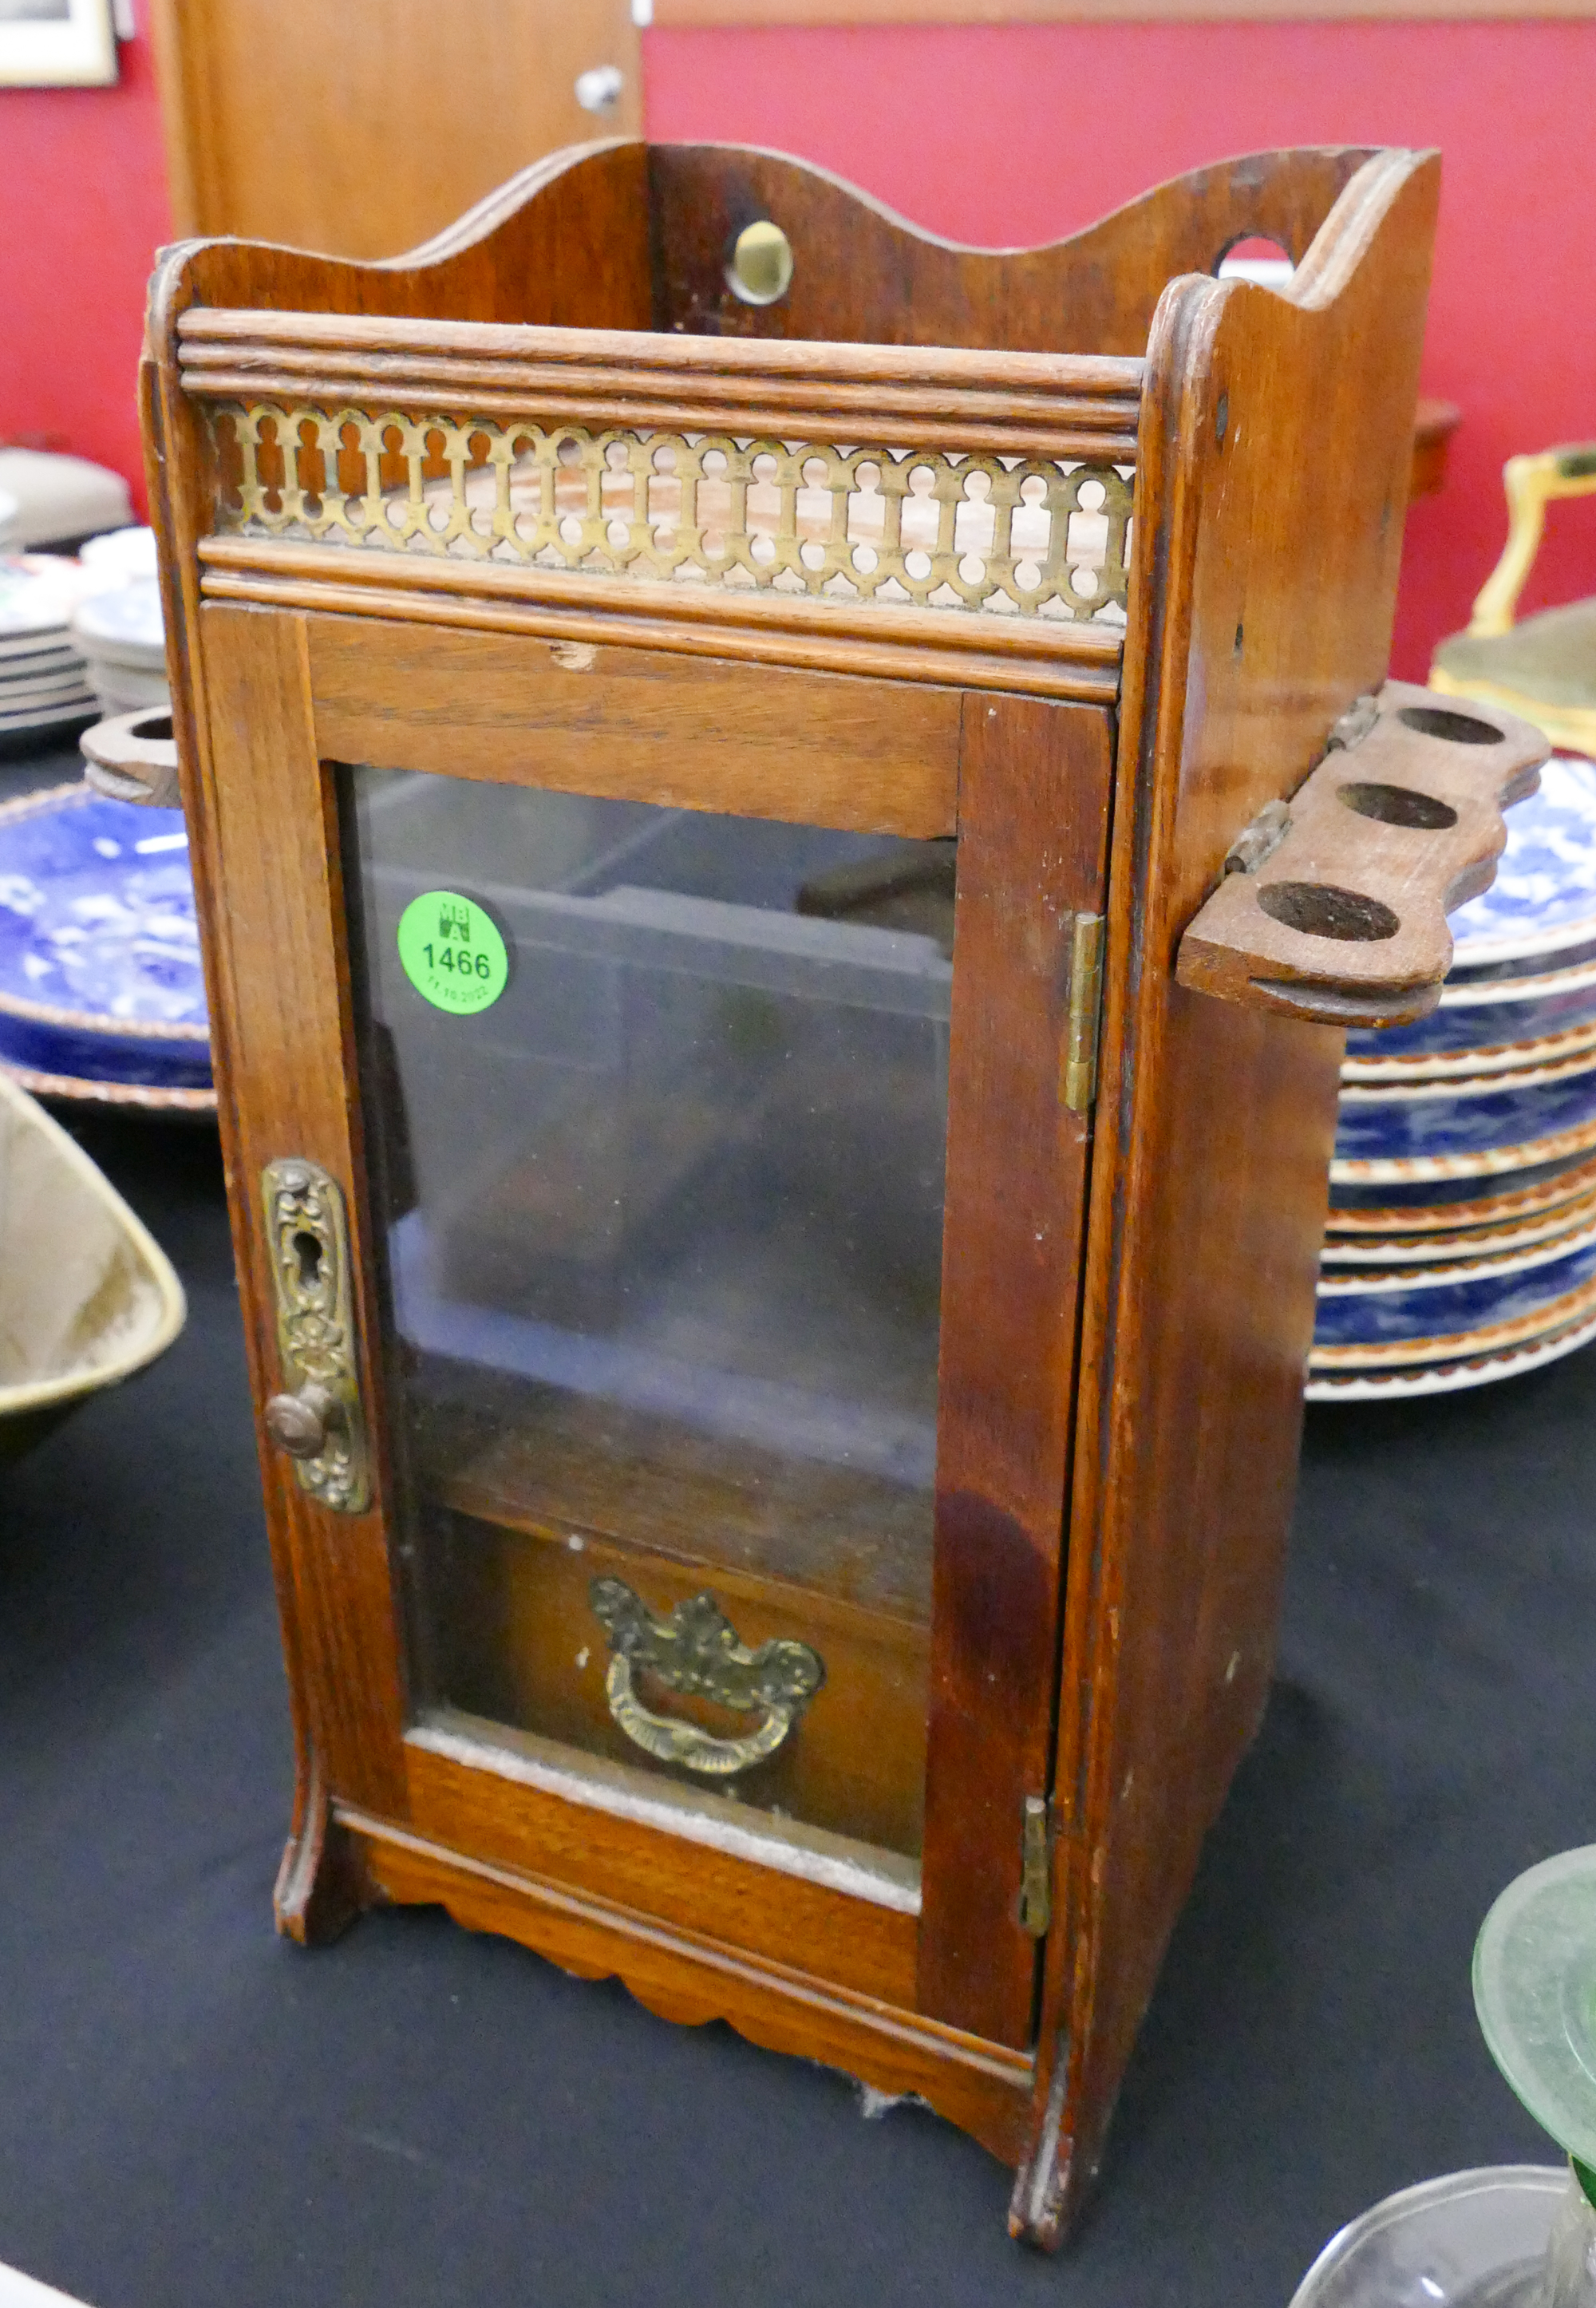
[346,767,954,1875]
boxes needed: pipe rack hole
[1338,781,1458,831]
[1258,882,1400,942]
[1397,704,1502,746]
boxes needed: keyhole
[293,1230,323,1291]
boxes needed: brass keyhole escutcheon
[726,219,793,308]
[259,1157,370,1513]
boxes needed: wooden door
[149,0,642,256]
[196,600,1111,2054]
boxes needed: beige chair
[1432,444,1596,755]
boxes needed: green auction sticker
[397,889,508,1015]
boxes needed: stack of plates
[0,556,98,741]
[70,571,168,717]
[1312,756,1596,1400]
[0,782,213,1113]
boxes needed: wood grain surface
[306,615,963,836]
[1176,680,1548,1026]
[196,607,413,1826]
[200,543,1124,704]
[918,696,1115,2049]
[1014,148,1444,2240]
[405,1732,921,2006]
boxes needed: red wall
[3,15,1591,679]
[0,10,169,517]
[650,18,1596,681]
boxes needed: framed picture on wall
[0,0,117,86]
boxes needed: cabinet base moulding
[338,1803,1037,2166]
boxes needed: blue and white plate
[1444,757,1596,975]
[1313,1221,1596,1363]
[1306,1299,1596,1399]
[1333,1045,1596,1175]
[1341,758,1596,1073]
[1319,1184,1596,1267]
[0,783,211,1093]
[1329,1144,1596,1223]
[1342,962,1596,1077]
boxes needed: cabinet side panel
[918,696,1114,2049]
[199,603,410,1818]
[1025,152,1441,2229]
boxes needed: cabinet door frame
[195,597,1112,2049]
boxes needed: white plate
[0,666,102,707]
[78,526,158,580]
[71,575,165,666]
[0,695,97,734]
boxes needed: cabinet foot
[274,1750,377,1946]
[1008,2041,1099,2251]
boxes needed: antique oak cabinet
[140,141,1541,2241]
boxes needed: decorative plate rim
[1306,1302,1596,1397]
[0,1057,218,1115]
[1330,1113,1596,1187]
[1308,1270,1596,1369]
[1320,1188,1596,1266]
[1342,1018,1596,1085]
[1317,1218,1596,1294]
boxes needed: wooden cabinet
[142,140,1542,2243]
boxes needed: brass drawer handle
[589,1576,824,1777]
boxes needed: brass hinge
[1018,1794,1053,1937]
[1062,913,1105,1113]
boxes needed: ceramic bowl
[78,526,159,580]
[1311,1218,1596,1366]
[70,577,169,719]
[0,1070,186,1460]
[0,784,211,1093]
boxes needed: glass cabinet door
[345,765,956,1886]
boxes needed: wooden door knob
[264,1381,338,1460]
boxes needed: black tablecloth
[1,744,1586,2308]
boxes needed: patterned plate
[0,783,211,1092]
[1343,953,1596,1071]
[1314,1222,1596,1359]
[1306,1302,1596,1398]
[1329,1146,1596,1225]
[1333,1046,1596,1172]
[1444,756,1596,974]
[1319,1184,1596,1267]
